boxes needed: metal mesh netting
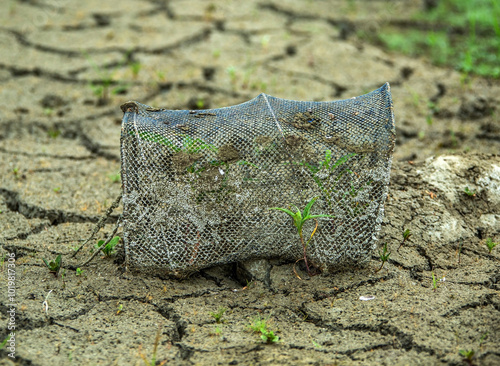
[120,83,396,276]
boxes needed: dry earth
[0,1,499,365]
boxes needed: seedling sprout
[375,242,390,272]
[210,307,227,324]
[431,272,439,291]
[397,229,412,251]
[42,254,62,277]
[270,197,334,277]
[464,187,476,197]
[95,236,121,256]
[459,349,475,366]
[485,237,498,254]
[248,316,281,344]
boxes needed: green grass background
[363,0,500,78]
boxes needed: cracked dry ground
[0,1,500,365]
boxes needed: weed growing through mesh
[295,150,356,206]
[485,237,498,254]
[95,236,120,256]
[42,255,62,277]
[210,307,227,323]
[397,229,412,251]
[375,242,390,272]
[270,197,334,277]
[134,131,218,156]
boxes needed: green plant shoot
[95,236,121,256]
[431,272,439,291]
[248,316,280,344]
[42,255,62,277]
[375,242,390,272]
[210,307,227,324]
[270,197,334,276]
[485,237,498,254]
[464,186,476,197]
[260,328,280,344]
[459,349,475,365]
[397,229,412,251]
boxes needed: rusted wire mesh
[120,83,395,276]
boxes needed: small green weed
[248,316,268,333]
[260,328,280,344]
[459,349,475,365]
[76,267,84,276]
[12,167,20,179]
[53,187,61,193]
[210,307,227,323]
[226,66,237,84]
[156,70,166,81]
[95,236,120,256]
[212,325,223,337]
[129,61,142,78]
[196,98,205,109]
[375,242,391,272]
[109,172,121,183]
[248,316,280,344]
[42,254,62,277]
[479,331,488,347]
[485,237,498,254]
[431,272,439,291]
[397,229,412,252]
[47,128,60,138]
[117,303,123,315]
[212,49,221,58]
[464,187,476,197]
[0,335,9,350]
[270,197,334,277]
[311,340,322,348]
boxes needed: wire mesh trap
[120,83,396,277]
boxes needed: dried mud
[1,1,499,365]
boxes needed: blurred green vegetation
[365,0,500,78]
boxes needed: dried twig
[71,194,122,257]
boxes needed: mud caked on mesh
[120,83,396,277]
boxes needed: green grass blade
[302,197,318,218]
[330,153,356,170]
[270,207,296,217]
